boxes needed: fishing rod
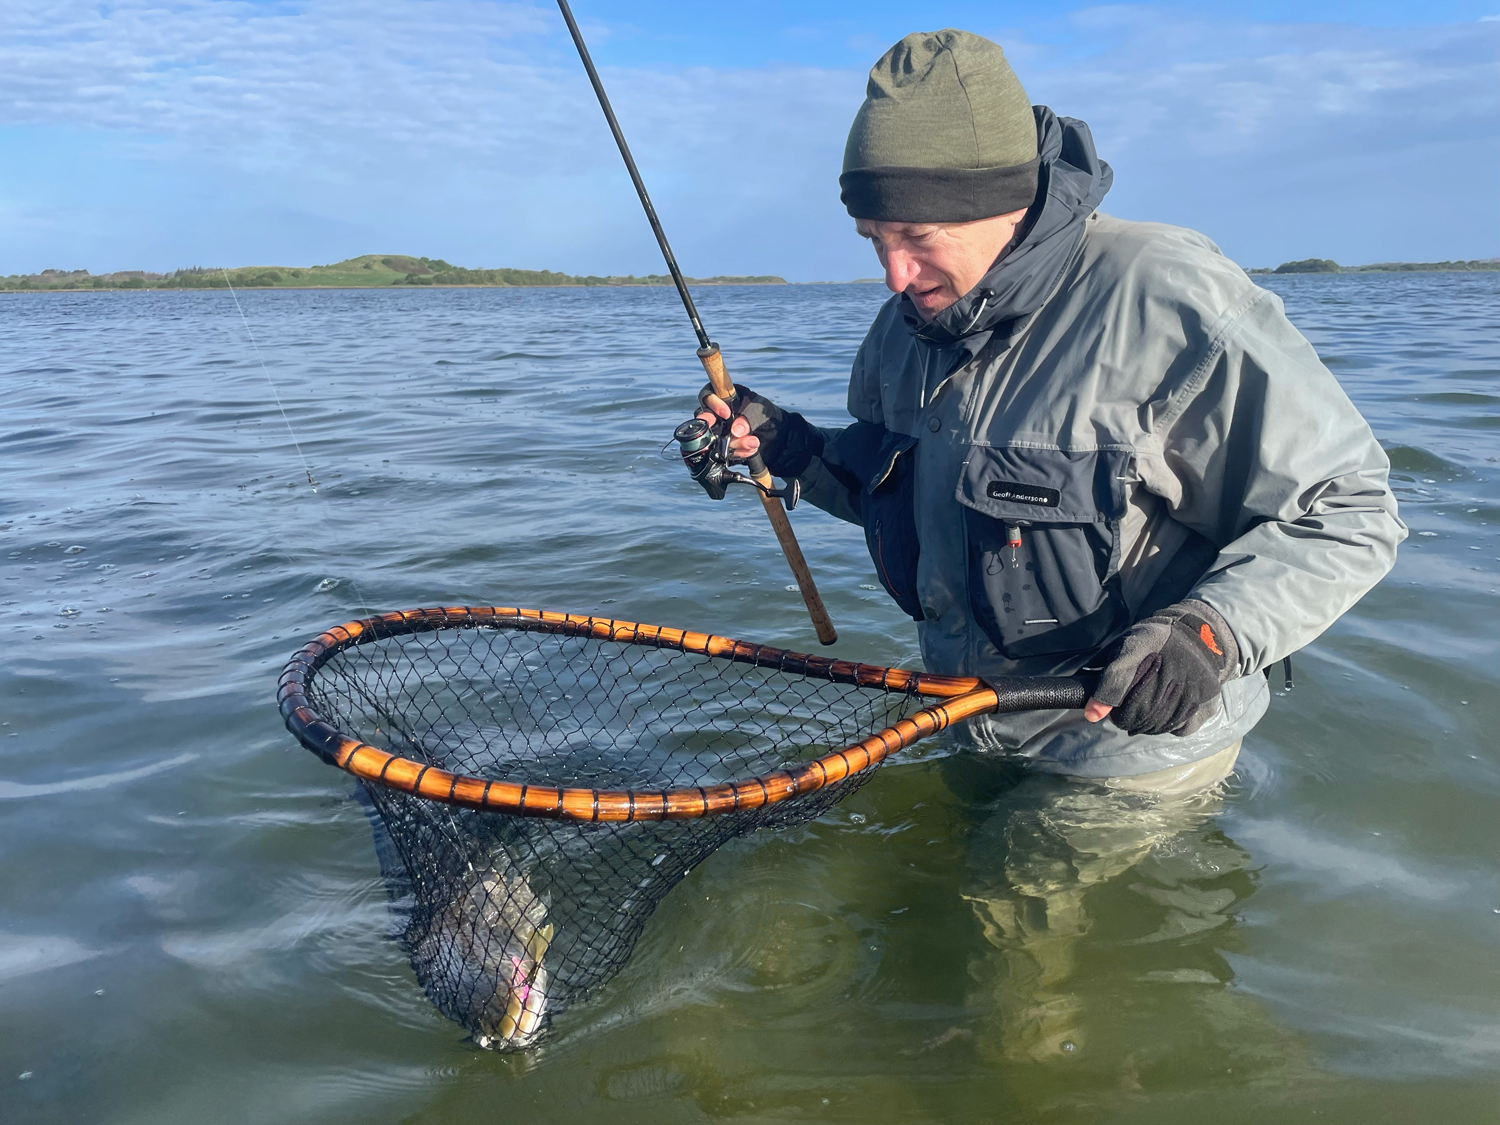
[555,0,838,646]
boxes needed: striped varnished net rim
[279,606,1088,1050]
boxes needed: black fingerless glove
[698,383,824,478]
[1092,599,1239,737]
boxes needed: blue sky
[2,0,1497,279]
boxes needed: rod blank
[555,0,838,645]
[554,0,709,351]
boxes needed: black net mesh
[301,618,919,1049]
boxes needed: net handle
[278,606,1094,823]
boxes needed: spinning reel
[670,417,800,509]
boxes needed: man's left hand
[1085,599,1239,736]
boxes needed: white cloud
[0,1,856,184]
[3,1,570,167]
[0,0,862,273]
[999,9,1499,265]
[0,1,1495,275]
[1024,12,1497,158]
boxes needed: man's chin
[909,292,955,323]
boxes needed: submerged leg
[960,743,1242,1064]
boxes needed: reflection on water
[953,756,1299,1087]
[2,275,1499,1123]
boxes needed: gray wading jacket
[792,109,1406,777]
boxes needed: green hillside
[0,254,786,291]
[1247,257,1500,275]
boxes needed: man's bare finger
[701,393,731,420]
[1083,698,1113,723]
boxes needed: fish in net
[278,606,1090,1049]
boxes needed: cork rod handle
[698,341,736,402]
[697,343,838,646]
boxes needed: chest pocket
[958,446,1131,660]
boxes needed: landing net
[280,607,1088,1049]
[278,607,965,1049]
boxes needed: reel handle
[696,343,837,646]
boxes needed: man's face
[855,209,1028,322]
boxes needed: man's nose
[883,248,921,294]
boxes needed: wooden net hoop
[278,606,1086,822]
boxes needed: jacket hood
[904,107,1112,346]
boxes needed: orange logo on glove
[1199,623,1223,656]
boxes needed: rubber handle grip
[982,673,1099,714]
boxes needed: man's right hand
[697,391,761,462]
[695,383,824,478]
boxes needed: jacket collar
[903,107,1112,348]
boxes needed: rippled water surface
[3,275,1498,1123]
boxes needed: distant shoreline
[0,282,820,294]
[1247,256,1500,276]
[0,280,884,295]
[5,248,1496,293]
[1,279,890,294]
[4,269,1493,296]
[0,253,795,294]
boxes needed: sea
[2,273,1498,1123]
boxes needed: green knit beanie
[840,29,1039,223]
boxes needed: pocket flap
[833,421,918,493]
[957,446,1129,523]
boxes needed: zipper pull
[1004,521,1022,568]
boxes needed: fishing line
[221,270,375,614]
[221,269,319,492]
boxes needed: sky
[1,0,1497,279]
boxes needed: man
[696,29,1404,794]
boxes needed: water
[2,274,1497,1122]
